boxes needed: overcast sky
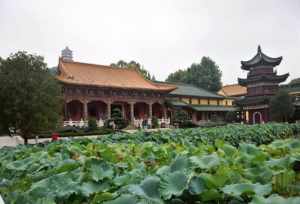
[0,0,299,85]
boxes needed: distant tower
[61,46,73,61]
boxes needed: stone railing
[133,118,170,128]
[64,118,170,129]
[63,119,105,128]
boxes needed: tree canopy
[270,90,295,122]
[289,77,300,85]
[0,51,62,143]
[166,57,222,92]
[110,60,155,80]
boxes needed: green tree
[105,108,127,130]
[166,57,222,92]
[270,90,295,122]
[0,51,62,144]
[166,69,187,83]
[110,60,153,80]
[289,77,300,85]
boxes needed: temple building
[235,46,289,123]
[56,47,237,127]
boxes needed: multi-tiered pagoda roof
[238,74,289,86]
[241,45,282,70]
[238,46,289,87]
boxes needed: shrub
[225,111,238,123]
[107,108,128,130]
[172,110,192,128]
[35,127,113,138]
[151,116,159,128]
[88,118,98,131]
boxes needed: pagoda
[237,46,289,123]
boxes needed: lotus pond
[0,123,300,203]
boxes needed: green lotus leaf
[128,176,163,204]
[188,176,206,195]
[90,160,114,182]
[103,194,138,204]
[91,192,115,204]
[243,166,273,184]
[221,144,237,157]
[170,155,190,172]
[36,197,56,204]
[140,176,161,199]
[80,181,111,197]
[156,166,170,176]
[198,173,227,189]
[190,153,220,170]
[222,183,272,197]
[28,171,80,199]
[159,171,188,200]
[250,195,300,204]
[201,189,222,202]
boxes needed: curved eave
[241,56,282,70]
[238,73,289,86]
[241,48,282,70]
[235,96,270,106]
[169,93,224,99]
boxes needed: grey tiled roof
[168,83,224,99]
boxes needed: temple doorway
[66,100,83,121]
[253,111,262,124]
[87,101,107,120]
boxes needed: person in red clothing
[51,132,60,141]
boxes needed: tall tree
[110,60,153,80]
[166,57,222,92]
[0,51,62,144]
[166,69,187,83]
[270,90,295,122]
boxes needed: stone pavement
[0,135,100,148]
[0,128,171,148]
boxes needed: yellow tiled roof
[218,84,247,97]
[56,59,176,92]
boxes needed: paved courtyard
[0,128,170,148]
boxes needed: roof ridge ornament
[257,45,262,53]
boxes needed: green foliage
[0,51,62,143]
[151,116,159,129]
[172,110,195,128]
[37,127,113,138]
[270,90,295,122]
[110,108,128,130]
[166,57,222,92]
[160,171,188,200]
[289,77,300,85]
[225,111,238,123]
[1,123,300,203]
[222,183,272,197]
[88,118,98,131]
[165,69,187,83]
[111,108,122,119]
[110,60,153,80]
